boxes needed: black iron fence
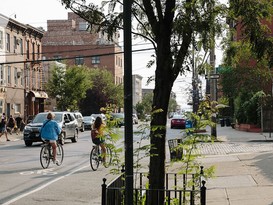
[101,167,206,205]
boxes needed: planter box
[235,124,261,132]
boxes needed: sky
[0,0,224,111]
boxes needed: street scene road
[2,122,273,204]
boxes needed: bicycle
[40,140,64,169]
[90,144,112,171]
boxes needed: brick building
[42,12,123,85]
[0,14,46,120]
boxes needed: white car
[132,114,139,124]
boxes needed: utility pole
[209,1,217,139]
[210,45,217,139]
[123,0,133,204]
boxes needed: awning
[30,91,48,99]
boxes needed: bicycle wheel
[56,143,64,166]
[90,146,99,171]
[103,146,112,168]
[40,145,50,169]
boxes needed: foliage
[221,40,272,125]
[234,91,267,125]
[135,92,178,120]
[60,0,273,203]
[79,68,123,115]
[46,64,91,111]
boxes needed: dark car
[73,112,84,132]
[23,111,79,146]
[110,113,125,127]
[170,115,186,129]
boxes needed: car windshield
[172,115,184,119]
[112,113,124,118]
[32,113,62,123]
[83,116,92,121]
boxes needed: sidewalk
[167,126,273,205]
[0,132,23,143]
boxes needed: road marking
[3,165,89,205]
[19,168,57,176]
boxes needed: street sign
[205,74,220,79]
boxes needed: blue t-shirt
[40,119,61,141]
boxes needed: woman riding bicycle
[40,112,62,165]
[91,116,106,163]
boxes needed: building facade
[42,12,123,85]
[0,14,46,120]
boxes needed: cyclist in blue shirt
[40,112,62,164]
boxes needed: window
[6,33,10,52]
[32,42,35,60]
[92,56,100,64]
[26,40,29,59]
[7,66,11,84]
[13,36,17,53]
[14,67,18,86]
[0,100,3,114]
[37,44,40,59]
[0,31,3,49]
[75,56,84,65]
[14,104,21,113]
[0,65,4,85]
[21,70,24,86]
[79,22,88,31]
[20,39,23,55]
[53,55,62,62]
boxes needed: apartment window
[79,22,88,31]
[37,44,40,59]
[7,66,11,84]
[53,55,62,62]
[92,56,100,64]
[0,65,4,84]
[75,56,84,65]
[32,42,35,60]
[26,40,29,59]
[21,70,24,86]
[0,100,3,114]
[14,104,21,113]
[6,33,10,52]
[13,36,17,53]
[20,39,23,55]
[14,67,18,86]
[0,31,3,49]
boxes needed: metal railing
[102,167,206,205]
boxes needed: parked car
[73,112,84,132]
[110,113,125,127]
[23,111,79,146]
[83,116,94,130]
[170,114,186,129]
[132,114,139,124]
[91,113,107,122]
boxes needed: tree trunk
[148,51,173,204]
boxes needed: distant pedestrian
[0,113,10,141]
[7,115,16,134]
[15,114,24,135]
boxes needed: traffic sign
[205,74,220,79]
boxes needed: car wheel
[71,130,78,143]
[80,123,85,132]
[25,140,32,147]
[58,133,65,145]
